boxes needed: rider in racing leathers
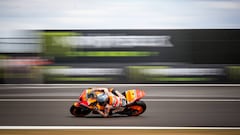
[88,87,126,118]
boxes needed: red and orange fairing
[125,89,145,103]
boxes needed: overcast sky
[0,0,240,31]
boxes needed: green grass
[146,77,214,81]
[65,51,159,57]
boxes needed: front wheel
[127,101,146,116]
[70,105,91,117]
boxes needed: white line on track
[0,126,240,129]
[1,99,240,102]
[143,99,240,102]
[0,87,102,89]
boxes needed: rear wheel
[127,101,146,116]
[70,105,91,117]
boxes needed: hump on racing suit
[108,92,127,107]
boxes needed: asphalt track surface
[0,84,240,127]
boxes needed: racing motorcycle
[70,88,146,117]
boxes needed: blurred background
[0,0,240,84]
[1,0,240,129]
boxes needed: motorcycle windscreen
[125,89,145,103]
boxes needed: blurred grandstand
[0,29,240,84]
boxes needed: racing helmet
[97,93,108,105]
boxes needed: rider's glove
[120,98,127,106]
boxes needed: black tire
[127,101,146,116]
[70,105,91,117]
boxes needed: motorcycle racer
[70,88,146,117]
[87,87,127,117]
